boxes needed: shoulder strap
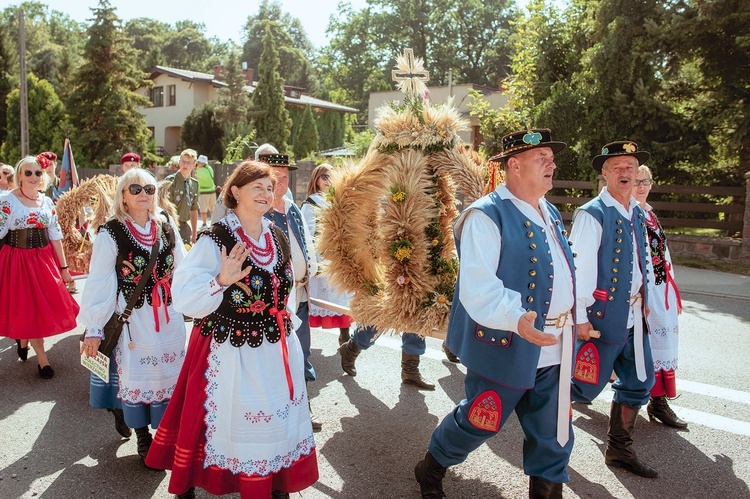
[303,196,320,208]
[119,222,162,321]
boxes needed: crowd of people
[0,131,688,498]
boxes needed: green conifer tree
[252,25,291,152]
[67,0,151,167]
[294,104,318,159]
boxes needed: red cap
[120,153,141,164]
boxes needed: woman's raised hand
[217,243,253,287]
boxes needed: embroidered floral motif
[245,410,273,423]
[250,275,264,290]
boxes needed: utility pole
[19,8,29,157]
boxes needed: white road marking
[676,379,750,405]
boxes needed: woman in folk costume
[79,168,187,466]
[300,164,353,346]
[633,165,687,429]
[0,155,79,379]
[146,161,318,499]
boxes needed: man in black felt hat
[415,129,577,498]
[569,140,658,478]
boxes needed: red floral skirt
[145,326,319,497]
[0,244,79,339]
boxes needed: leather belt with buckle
[545,311,570,328]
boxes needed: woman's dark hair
[223,160,275,210]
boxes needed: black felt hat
[257,153,298,171]
[591,141,650,172]
[489,129,567,162]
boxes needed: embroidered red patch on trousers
[467,390,501,432]
[573,342,600,385]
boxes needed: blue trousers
[572,327,655,407]
[89,356,168,429]
[429,367,573,484]
[296,300,316,381]
[351,325,426,355]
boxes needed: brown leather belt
[6,228,50,248]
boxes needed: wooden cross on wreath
[392,48,429,99]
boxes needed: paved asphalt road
[1,266,749,498]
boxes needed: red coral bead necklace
[125,218,158,247]
[237,226,275,266]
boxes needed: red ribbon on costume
[663,261,682,310]
[150,267,172,332]
[268,274,294,401]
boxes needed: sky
[35,0,369,48]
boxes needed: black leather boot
[339,339,361,376]
[647,395,688,429]
[414,451,446,498]
[271,490,290,499]
[441,342,459,363]
[135,426,159,470]
[401,352,435,390]
[604,402,658,478]
[107,408,132,438]
[529,476,562,499]
[338,327,351,346]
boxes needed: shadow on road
[0,335,165,498]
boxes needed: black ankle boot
[647,395,688,429]
[271,489,290,499]
[107,408,132,438]
[414,451,447,498]
[529,476,562,499]
[442,342,459,363]
[605,402,658,478]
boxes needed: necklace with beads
[236,226,275,266]
[125,219,158,247]
[19,189,40,202]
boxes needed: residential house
[139,65,358,156]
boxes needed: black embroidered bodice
[645,211,667,285]
[197,222,294,348]
[99,215,177,309]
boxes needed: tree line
[0,0,747,186]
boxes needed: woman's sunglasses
[24,170,44,177]
[320,174,331,181]
[127,184,156,195]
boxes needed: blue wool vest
[265,203,313,275]
[575,197,650,345]
[445,192,576,389]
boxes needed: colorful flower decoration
[35,154,50,169]
[601,147,609,155]
[390,186,407,203]
[623,142,637,153]
[396,275,410,286]
[250,275,264,290]
[390,238,414,262]
[249,300,267,314]
[522,131,542,146]
[231,290,244,304]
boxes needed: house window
[167,85,176,106]
[149,86,164,107]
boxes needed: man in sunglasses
[164,149,200,244]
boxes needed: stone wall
[667,234,743,264]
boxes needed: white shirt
[456,185,574,367]
[570,187,654,327]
